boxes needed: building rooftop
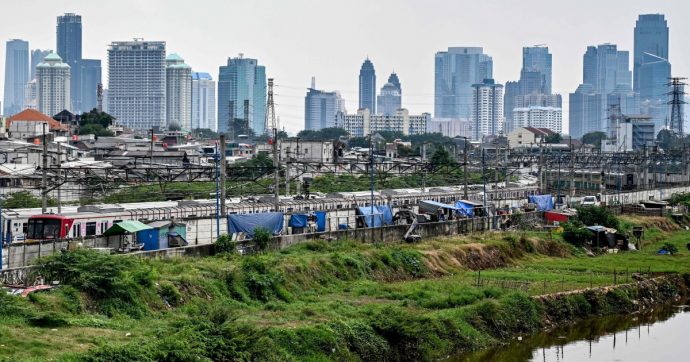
[7,109,69,131]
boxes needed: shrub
[253,228,273,251]
[576,206,619,229]
[214,233,235,254]
[661,242,679,255]
[160,281,182,306]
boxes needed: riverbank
[1,216,689,361]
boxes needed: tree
[78,124,114,137]
[297,127,349,141]
[396,144,418,157]
[544,133,562,144]
[77,109,115,137]
[581,131,607,148]
[2,191,56,208]
[429,147,455,166]
[347,137,369,149]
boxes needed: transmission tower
[668,77,687,135]
[266,78,279,210]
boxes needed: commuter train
[4,184,539,243]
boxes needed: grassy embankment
[0,216,688,361]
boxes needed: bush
[253,228,273,251]
[576,206,619,229]
[214,234,235,254]
[561,221,591,247]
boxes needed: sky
[1,0,689,134]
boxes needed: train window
[85,222,97,236]
[75,223,82,237]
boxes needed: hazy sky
[1,0,688,134]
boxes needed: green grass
[1,216,689,360]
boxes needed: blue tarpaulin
[228,212,284,237]
[315,211,327,232]
[528,195,554,211]
[357,205,393,227]
[289,214,308,228]
[454,201,476,217]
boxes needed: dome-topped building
[36,52,71,116]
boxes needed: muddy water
[454,304,690,362]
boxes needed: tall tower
[217,54,267,135]
[634,14,669,93]
[435,47,493,118]
[56,13,82,64]
[358,58,376,113]
[668,77,687,135]
[36,53,71,117]
[471,79,504,140]
[3,39,30,115]
[165,53,192,130]
[522,46,552,94]
[107,39,166,129]
[30,49,52,80]
[191,72,217,131]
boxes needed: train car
[26,214,75,241]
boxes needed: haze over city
[1,0,688,133]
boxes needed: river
[455,303,690,362]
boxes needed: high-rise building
[165,53,192,130]
[24,79,37,109]
[522,46,552,94]
[304,78,345,131]
[435,47,493,119]
[107,40,166,130]
[358,58,376,113]
[512,106,562,133]
[582,44,632,95]
[376,82,401,116]
[569,84,604,138]
[3,39,30,115]
[471,78,503,140]
[218,54,267,135]
[634,14,669,93]
[56,13,82,64]
[56,13,101,113]
[335,108,428,137]
[30,49,52,80]
[387,72,401,94]
[191,72,216,131]
[36,53,70,117]
[77,59,102,112]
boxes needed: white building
[107,40,166,130]
[191,72,216,131]
[165,53,192,130]
[506,126,556,148]
[426,118,472,138]
[335,108,429,137]
[512,106,562,133]
[471,79,503,140]
[36,52,70,117]
[304,77,345,131]
[23,79,37,109]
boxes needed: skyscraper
[165,53,192,130]
[107,40,166,130]
[3,39,30,115]
[387,72,401,94]
[217,54,267,135]
[56,13,82,64]
[304,78,345,131]
[56,12,101,113]
[358,58,376,113]
[377,82,401,116]
[191,72,217,131]
[582,44,631,95]
[30,49,52,80]
[36,52,70,117]
[522,46,552,94]
[634,14,669,93]
[471,79,503,140]
[435,47,493,119]
[569,84,604,139]
[77,59,102,112]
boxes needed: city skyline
[0,0,688,134]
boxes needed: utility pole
[57,142,62,214]
[41,122,48,214]
[219,134,227,216]
[149,128,154,167]
[667,77,687,135]
[266,78,279,211]
[214,143,220,239]
[569,139,575,198]
[482,146,487,212]
[369,134,375,225]
[463,138,468,199]
[538,140,544,194]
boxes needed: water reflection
[454,304,689,362]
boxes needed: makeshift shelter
[146,220,189,250]
[528,195,554,211]
[356,205,393,228]
[454,200,483,217]
[228,212,284,238]
[585,225,617,248]
[102,221,153,252]
[419,200,461,221]
[288,211,328,233]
